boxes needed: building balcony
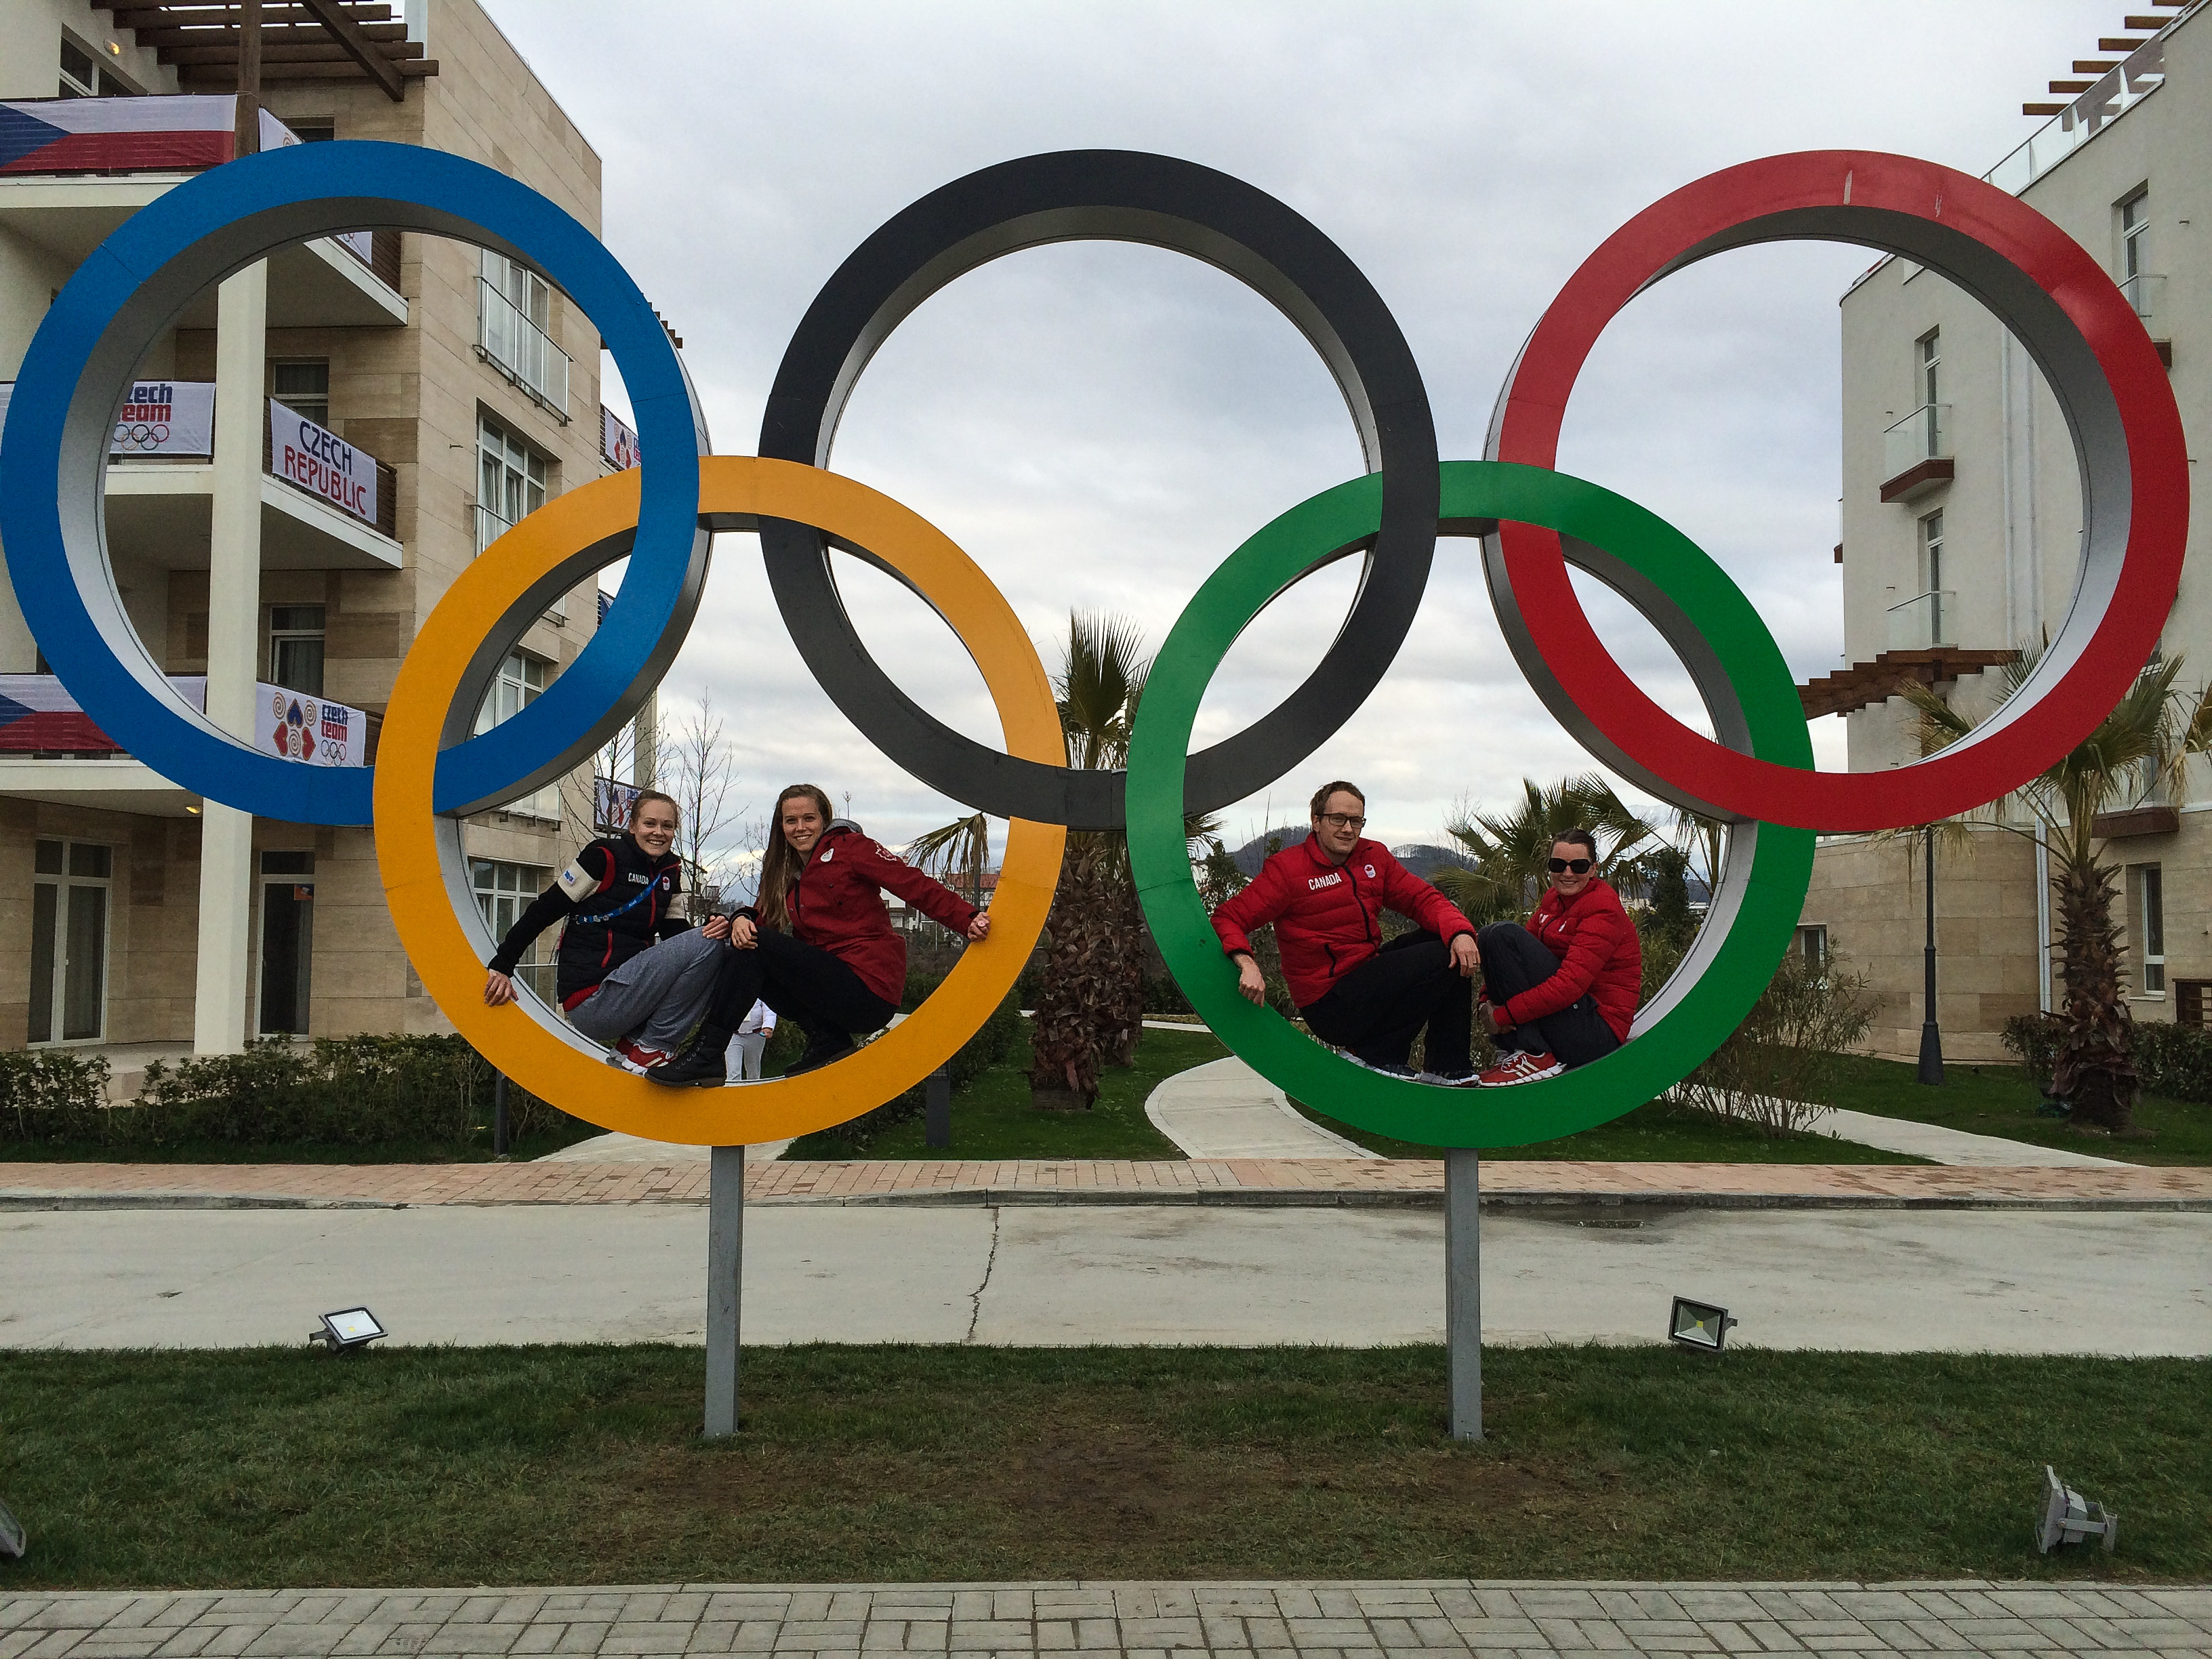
[477,276,570,419]
[2121,272,2174,366]
[1887,589,1957,651]
[104,399,403,573]
[0,174,407,329]
[1879,404,1953,501]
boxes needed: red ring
[1492,150,2188,831]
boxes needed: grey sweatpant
[567,927,728,1055]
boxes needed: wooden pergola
[104,1,438,143]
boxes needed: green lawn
[0,1345,2203,1587]
[1288,1095,1933,1164]
[782,1025,1216,1160]
[1827,1054,2211,1165]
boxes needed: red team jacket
[1210,836,1476,1009]
[1498,878,1642,1041]
[779,821,979,1006]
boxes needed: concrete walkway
[1807,1107,2128,1168]
[4,1580,2209,1658]
[6,1202,2207,1351]
[6,1158,2210,1210]
[1145,1057,1377,1160]
[539,1134,793,1164]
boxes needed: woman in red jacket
[1474,828,1643,1086]
[648,783,990,1086]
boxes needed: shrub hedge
[0,1034,579,1150]
[2003,1011,2212,1105]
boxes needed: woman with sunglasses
[1473,829,1643,1086]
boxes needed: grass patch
[783,1025,1216,1160]
[0,1344,2203,1587]
[1830,1056,2211,1166]
[1289,1096,1933,1164]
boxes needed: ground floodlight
[308,1307,386,1353]
[0,1496,23,1560]
[2039,1465,2118,1554]
[1668,1296,1738,1351]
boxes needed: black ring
[756,149,1438,830]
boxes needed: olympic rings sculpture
[0,142,2185,1147]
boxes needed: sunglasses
[1548,857,1593,874]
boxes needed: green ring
[1126,460,1816,1147]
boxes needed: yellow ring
[373,456,1067,1144]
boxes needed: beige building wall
[0,0,626,1054]
[1819,5,2212,1043]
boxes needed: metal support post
[1918,824,1944,1086]
[492,1074,510,1158]
[1446,1146,1481,1441]
[924,1063,951,1149]
[704,1145,744,1437]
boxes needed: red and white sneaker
[1476,1050,1564,1087]
[611,1036,674,1075]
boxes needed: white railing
[1887,590,1957,651]
[1881,403,1950,481]
[2121,271,2166,325]
[1984,21,2191,194]
[476,276,570,419]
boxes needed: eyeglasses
[1319,813,1366,830]
[1548,857,1593,874]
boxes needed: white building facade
[1804,1,2211,1059]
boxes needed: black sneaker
[646,1025,733,1088]
[785,1034,855,1078]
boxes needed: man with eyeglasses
[1472,828,1643,1086]
[1210,780,1481,1083]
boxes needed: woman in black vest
[483,791,732,1070]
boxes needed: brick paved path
[3,1582,2209,1658]
[3,1160,2209,1211]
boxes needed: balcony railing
[1986,28,2177,195]
[1887,590,1957,651]
[263,404,396,539]
[477,276,570,420]
[1879,403,1953,501]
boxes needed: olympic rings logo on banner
[0,142,2185,1147]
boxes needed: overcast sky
[487,0,2112,868]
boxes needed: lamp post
[1918,823,1944,1085]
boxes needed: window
[476,413,548,552]
[1795,926,1829,972]
[2133,864,2165,996]
[270,360,329,428]
[268,605,326,697]
[289,120,335,142]
[2122,189,2150,281]
[1918,329,1940,409]
[472,860,556,1001]
[58,36,134,98]
[474,651,564,821]
[1919,510,1944,595]
[30,839,111,1044]
[258,851,314,1036]
[477,250,570,416]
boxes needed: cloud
[493,0,2100,850]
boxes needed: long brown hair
[754,783,834,932]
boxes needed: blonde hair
[754,783,834,932]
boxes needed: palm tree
[1902,649,2212,1132]
[1432,774,1662,924]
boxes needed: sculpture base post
[704,1145,744,1437]
[1446,1147,1481,1441]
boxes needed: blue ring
[0,142,703,825]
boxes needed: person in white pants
[726,998,777,1082]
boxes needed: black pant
[710,929,899,1052]
[1477,922,1620,1070]
[1298,930,1473,1072]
